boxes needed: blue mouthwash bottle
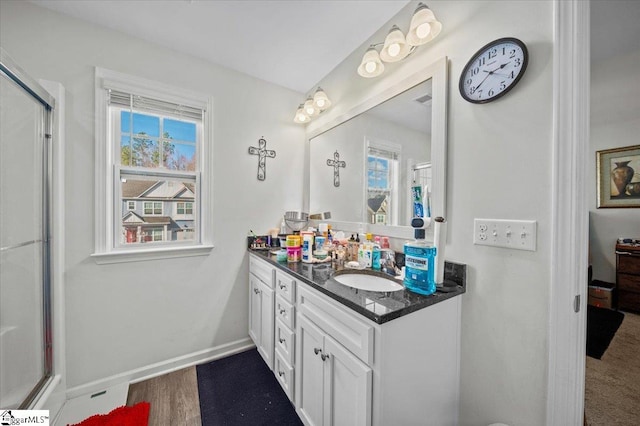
[404,229,436,296]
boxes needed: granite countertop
[249,249,466,325]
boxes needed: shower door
[0,49,54,409]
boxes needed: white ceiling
[30,0,409,94]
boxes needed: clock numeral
[488,89,495,97]
[477,57,486,67]
[469,86,477,95]
[514,57,522,67]
[471,67,480,76]
[500,81,507,90]
[466,78,472,86]
[488,48,497,59]
[509,70,515,79]
[510,49,517,58]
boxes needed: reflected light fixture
[293,104,310,124]
[358,3,442,78]
[293,88,332,124]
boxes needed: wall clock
[459,37,528,104]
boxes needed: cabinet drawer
[274,350,294,402]
[618,273,640,292]
[276,295,295,330]
[275,270,296,304]
[617,253,640,275]
[276,318,295,366]
[250,255,274,288]
[619,290,640,313]
[298,284,373,365]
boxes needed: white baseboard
[66,337,255,400]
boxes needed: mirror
[307,57,447,238]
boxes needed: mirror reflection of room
[310,79,432,227]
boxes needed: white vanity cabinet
[295,281,461,426]
[297,313,372,426]
[273,269,297,401]
[248,255,275,370]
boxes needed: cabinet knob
[314,347,322,355]
[278,370,285,377]
[321,353,330,361]
[279,309,286,315]
[279,284,286,289]
[279,337,285,344]
[253,288,260,294]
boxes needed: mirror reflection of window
[367,142,400,225]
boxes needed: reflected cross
[326,151,346,187]
[248,137,276,181]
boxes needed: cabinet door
[258,279,275,370]
[296,314,325,426]
[249,274,262,347]
[324,335,372,426]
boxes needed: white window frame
[127,200,135,211]
[143,201,163,216]
[176,201,193,215]
[92,67,214,264]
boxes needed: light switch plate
[474,219,537,251]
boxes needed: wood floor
[127,366,201,426]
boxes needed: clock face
[459,37,528,103]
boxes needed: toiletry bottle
[372,244,381,270]
[403,229,436,295]
[302,233,313,263]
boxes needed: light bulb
[388,43,400,57]
[365,61,377,73]
[297,113,308,122]
[316,98,325,108]
[416,22,431,39]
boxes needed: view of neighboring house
[121,179,195,244]
[367,194,388,225]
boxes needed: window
[366,142,400,226]
[177,202,193,215]
[143,201,163,215]
[93,68,214,263]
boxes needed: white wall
[307,1,554,425]
[0,0,305,391]
[589,49,640,283]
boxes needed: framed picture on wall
[597,145,640,208]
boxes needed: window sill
[91,244,214,265]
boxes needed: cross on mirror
[248,137,276,181]
[326,150,346,187]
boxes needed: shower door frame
[0,48,55,409]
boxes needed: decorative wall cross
[248,137,276,181]
[326,150,346,187]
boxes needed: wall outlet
[473,219,537,251]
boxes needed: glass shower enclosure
[0,48,54,409]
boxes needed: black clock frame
[459,37,529,104]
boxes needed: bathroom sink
[332,273,404,292]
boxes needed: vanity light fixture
[293,87,331,124]
[357,46,385,78]
[357,3,442,78]
[313,87,331,110]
